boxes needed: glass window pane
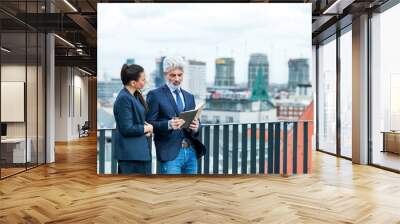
[318,37,337,154]
[340,30,352,158]
[1,0,46,179]
[27,31,38,169]
[1,31,28,177]
[25,0,41,170]
[371,4,400,171]
[38,32,46,165]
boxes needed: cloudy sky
[98,3,311,84]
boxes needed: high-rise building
[126,58,135,65]
[97,78,123,106]
[182,60,207,102]
[288,58,309,92]
[248,53,269,90]
[214,58,235,86]
[251,67,270,101]
[154,56,166,88]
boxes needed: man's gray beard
[167,81,181,90]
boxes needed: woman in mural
[113,64,153,174]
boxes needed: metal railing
[97,120,312,175]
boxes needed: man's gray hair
[163,56,186,73]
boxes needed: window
[340,29,352,158]
[0,1,47,179]
[318,36,337,154]
[371,4,400,171]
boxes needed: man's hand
[170,118,185,130]
[189,118,199,133]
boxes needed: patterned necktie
[174,89,184,113]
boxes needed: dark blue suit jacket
[146,84,206,162]
[113,88,151,161]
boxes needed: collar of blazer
[162,84,190,116]
[123,88,145,121]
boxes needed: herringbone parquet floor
[1,136,400,223]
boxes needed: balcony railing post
[259,123,266,174]
[99,129,105,174]
[232,124,239,174]
[293,122,298,174]
[250,123,257,174]
[197,128,203,174]
[274,122,281,174]
[241,124,248,174]
[223,125,229,174]
[213,125,220,174]
[111,129,118,174]
[267,123,274,174]
[204,126,211,174]
[303,121,309,174]
[283,122,288,176]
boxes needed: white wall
[55,66,68,141]
[72,73,89,138]
[182,63,207,102]
[1,65,27,142]
[1,64,46,164]
[1,65,39,138]
[55,67,89,141]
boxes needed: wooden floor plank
[0,136,400,223]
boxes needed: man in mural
[146,56,206,174]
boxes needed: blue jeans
[160,147,198,174]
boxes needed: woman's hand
[144,122,153,134]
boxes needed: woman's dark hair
[120,63,148,111]
[120,63,144,85]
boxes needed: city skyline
[98,3,311,84]
[101,55,310,87]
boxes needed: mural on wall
[97,3,313,175]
